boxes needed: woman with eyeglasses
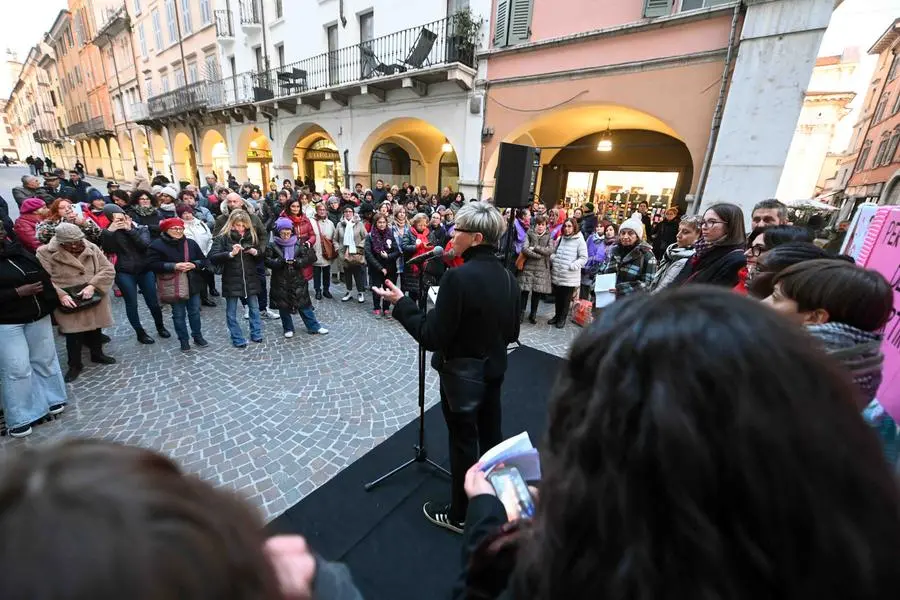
[739,225,815,294]
[673,203,746,288]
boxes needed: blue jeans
[226,295,261,345]
[171,294,202,342]
[0,316,67,429]
[240,262,268,311]
[116,271,163,332]
[279,307,323,333]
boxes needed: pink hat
[20,198,46,214]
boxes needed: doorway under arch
[370,143,411,186]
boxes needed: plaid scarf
[806,322,884,403]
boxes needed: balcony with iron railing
[208,15,478,110]
[128,102,150,122]
[145,81,210,120]
[239,0,261,26]
[215,10,234,38]
[66,115,115,136]
[33,129,58,143]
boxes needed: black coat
[146,233,211,296]
[392,244,521,379]
[652,218,679,259]
[209,231,263,298]
[580,213,598,239]
[100,225,153,275]
[0,239,59,324]
[265,241,315,312]
[128,207,163,237]
[364,230,401,272]
[62,180,90,205]
[675,243,746,288]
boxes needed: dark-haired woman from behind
[675,202,746,287]
[453,287,900,600]
[764,259,898,468]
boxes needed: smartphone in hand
[487,465,535,520]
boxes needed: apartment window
[145,78,153,98]
[886,129,900,165]
[181,0,193,34]
[188,62,199,83]
[161,73,170,93]
[447,0,469,15]
[276,44,285,69]
[165,0,178,44]
[138,22,148,57]
[254,46,264,72]
[205,54,219,80]
[275,0,283,19]
[199,0,211,25]
[74,14,84,47]
[326,23,338,84]
[360,12,374,43]
[50,90,57,106]
[152,9,163,50]
[174,68,185,88]
[681,0,731,10]
[893,90,900,116]
[888,55,900,82]
[856,141,872,172]
[493,0,533,48]
[133,0,141,15]
[874,97,888,122]
[874,139,890,167]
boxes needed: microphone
[405,245,444,267]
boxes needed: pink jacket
[13,214,42,252]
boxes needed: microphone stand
[365,261,450,491]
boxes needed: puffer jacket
[651,243,695,293]
[519,228,552,294]
[209,230,263,298]
[13,214,43,252]
[550,232,587,288]
[0,239,59,324]
[601,241,658,297]
[265,241,316,312]
[99,224,153,275]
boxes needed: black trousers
[553,284,576,321]
[519,290,541,317]
[440,376,504,523]
[369,267,397,310]
[65,329,104,368]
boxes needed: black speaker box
[494,142,541,208]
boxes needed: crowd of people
[1,164,899,598]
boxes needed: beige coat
[36,238,116,334]
[333,218,368,268]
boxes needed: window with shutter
[493,0,509,48]
[644,0,673,17]
[507,0,533,45]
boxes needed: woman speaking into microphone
[373,201,521,534]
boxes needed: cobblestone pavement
[0,274,577,520]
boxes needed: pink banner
[860,207,900,418]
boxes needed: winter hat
[175,204,194,218]
[20,198,46,214]
[583,202,595,213]
[274,217,294,232]
[55,222,85,243]
[158,186,179,201]
[618,212,645,240]
[102,204,124,219]
[159,218,185,233]
[87,187,105,203]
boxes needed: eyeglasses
[747,244,766,257]
[701,219,727,228]
[454,228,475,234]
[167,227,185,232]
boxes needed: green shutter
[644,0,673,17]
[494,0,510,48]
[508,0,534,45]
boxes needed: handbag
[344,248,365,266]
[59,284,102,314]
[571,298,594,327]
[514,251,526,272]
[440,356,488,414]
[156,240,190,304]
[316,220,337,261]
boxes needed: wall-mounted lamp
[441,138,453,153]
[596,119,613,152]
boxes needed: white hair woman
[373,201,521,534]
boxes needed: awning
[786,198,839,211]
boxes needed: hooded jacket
[209,230,263,298]
[550,232,588,288]
[214,199,267,244]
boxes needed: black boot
[548,316,558,325]
[193,335,209,347]
[528,312,537,325]
[519,312,525,324]
[156,324,171,339]
[99,332,112,344]
[64,364,83,383]
[136,328,155,345]
[180,339,191,352]
[90,352,117,365]
[209,288,220,297]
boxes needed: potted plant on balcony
[447,8,482,67]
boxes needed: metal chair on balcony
[361,28,438,80]
[361,45,398,79]
[276,68,308,95]
[400,28,438,70]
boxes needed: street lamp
[596,119,613,152]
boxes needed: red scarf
[409,228,432,274]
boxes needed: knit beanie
[159,218,185,233]
[176,204,194,218]
[102,204,124,219]
[55,222,85,243]
[584,202,595,213]
[274,217,294,232]
[158,186,179,202]
[20,198,46,214]
[618,212,645,240]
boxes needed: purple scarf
[274,234,298,261]
[370,226,392,255]
[514,219,528,254]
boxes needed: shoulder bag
[157,241,190,304]
[59,284,102,314]
[316,219,337,261]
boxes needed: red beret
[159,218,185,233]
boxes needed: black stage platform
[268,345,564,600]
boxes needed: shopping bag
[571,298,594,327]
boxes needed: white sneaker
[284,331,294,339]
[311,327,329,335]
[266,308,280,319]
[243,307,250,319]
[357,292,365,303]
[341,292,353,302]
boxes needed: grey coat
[519,229,552,294]
[550,232,588,287]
